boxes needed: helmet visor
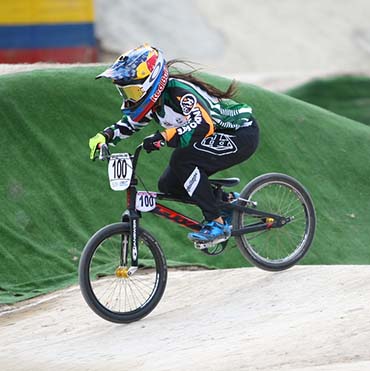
[115,84,145,102]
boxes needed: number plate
[136,191,157,212]
[108,153,133,191]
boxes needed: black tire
[79,222,167,323]
[233,173,316,271]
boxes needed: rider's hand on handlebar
[143,131,165,153]
[89,133,106,160]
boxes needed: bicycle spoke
[237,177,314,266]
[88,232,161,315]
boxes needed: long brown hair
[166,59,237,100]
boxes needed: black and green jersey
[103,78,254,148]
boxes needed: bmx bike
[79,143,316,323]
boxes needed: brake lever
[98,143,110,160]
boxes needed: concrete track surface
[1,266,370,371]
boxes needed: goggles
[115,84,146,102]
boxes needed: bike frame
[117,144,287,268]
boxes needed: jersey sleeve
[164,85,215,148]
[102,112,152,145]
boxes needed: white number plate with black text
[136,191,157,212]
[108,153,133,191]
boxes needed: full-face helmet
[96,44,169,122]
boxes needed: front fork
[129,212,139,268]
[121,187,140,274]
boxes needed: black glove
[143,131,164,153]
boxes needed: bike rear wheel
[79,222,167,323]
[233,173,316,271]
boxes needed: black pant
[158,122,259,221]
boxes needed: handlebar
[96,140,165,191]
[132,143,144,170]
[96,143,144,173]
[97,140,165,161]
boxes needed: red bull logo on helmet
[150,67,169,103]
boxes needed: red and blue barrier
[0,0,97,63]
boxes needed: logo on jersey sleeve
[180,94,197,115]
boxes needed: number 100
[113,159,127,179]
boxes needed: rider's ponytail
[167,59,237,100]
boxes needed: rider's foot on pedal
[188,220,231,244]
[221,192,240,225]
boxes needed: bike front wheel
[79,222,167,323]
[233,173,316,271]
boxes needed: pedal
[194,235,229,250]
[194,241,213,250]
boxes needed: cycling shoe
[188,221,231,243]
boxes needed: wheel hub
[115,266,129,279]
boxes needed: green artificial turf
[286,75,370,125]
[1,67,369,303]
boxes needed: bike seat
[209,177,240,188]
